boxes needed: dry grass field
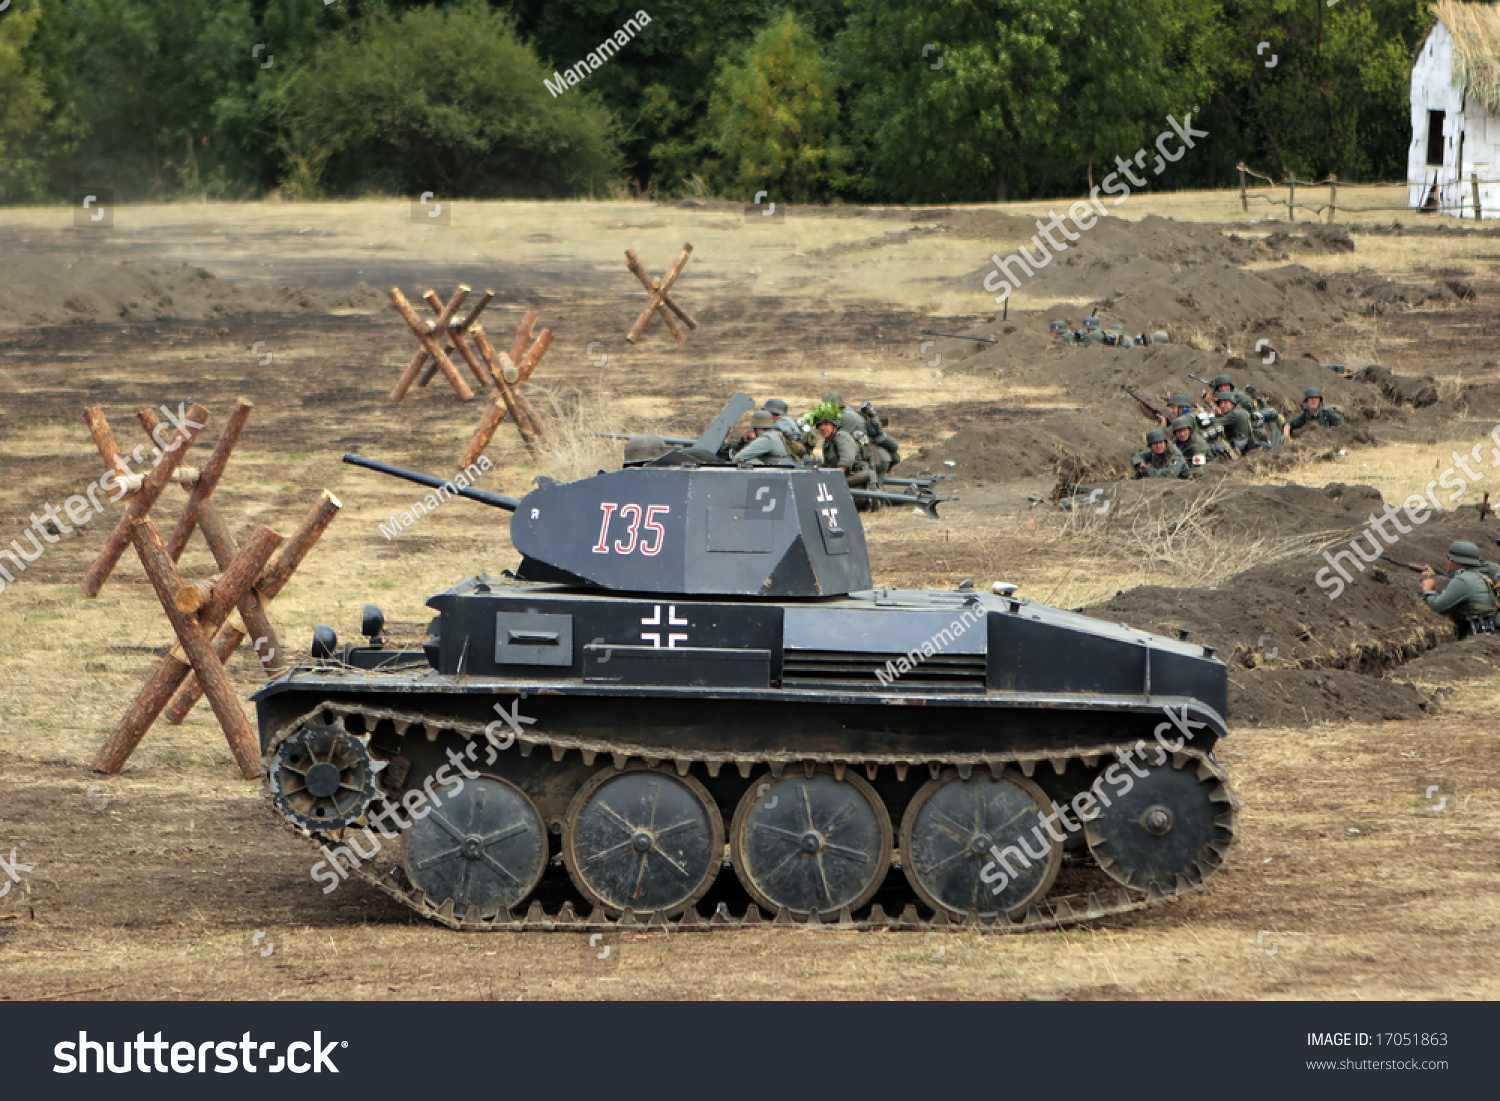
[1,192,1497,1000]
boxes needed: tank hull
[253,582,1235,931]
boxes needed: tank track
[265,701,1238,934]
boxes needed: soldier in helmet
[858,400,901,475]
[761,398,808,459]
[1421,541,1498,638]
[1132,428,1189,478]
[1151,392,1194,427]
[622,434,673,467]
[1287,386,1344,435]
[821,391,866,436]
[732,410,793,465]
[811,401,873,487]
[1212,392,1258,454]
[1207,373,1256,415]
[1170,414,1212,468]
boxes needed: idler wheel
[900,769,1061,918]
[731,768,891,918]
[268,719,376,832]
[402,776,548,918]
[1085,754,1235,894]
[563,766,723,918]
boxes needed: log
[194,499,285,677]
[93,521,280,779]
[514,328,553,388]
[625,249,698,332]
[388,287,473,401]
[418,290,495,390]
[84,405,126,476]
[413,290,446,388]
[166,398,252,561]
[470,326,538,453]
[460,393,509,469]
[626,244,694,343]
[174,575,220,613]
[508,309,538,366]
[81,402,208,598]
[163,491,341,723]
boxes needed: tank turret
[343,459,870,598]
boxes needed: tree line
[0,0,1434,205]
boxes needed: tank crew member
[859,401,901,475]
[1421,541,1498,638]
[811,402,874,488]
[1169,414,1212,468]
[1287,387,1344,435]
[731,410,793,465]
[1132,428,1188,479]
[1212,392,1258,454]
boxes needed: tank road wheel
[731,768,892,918]
[267,718,376,832]
[401,776,548,919]
[1085,755,1236,894]
[900,770,1061,918]
[563,767,723,918]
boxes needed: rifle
[1121,384,1163,421]
[1482,492,1492,524]
[919,329,998,345]
[1379,555,1448,577]
[1187,373,1215,389]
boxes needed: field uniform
[1422,542,1498,638]
[1214,404,1258,453]
[732,429,792,465]
[1132,447,1189,478]
[1288,403,1344,431]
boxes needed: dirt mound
[1263,223,1354,254]
[0,255,383,327]
[1352,364,1439,408]
[1231,668,1428,726]
[1395,634,1500,682]
[1064,481,1500,724]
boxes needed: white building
[1408,0,1500,218]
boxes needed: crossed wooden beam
[81,401,340,779]
[625,244,698,344]
[386,285,549,463]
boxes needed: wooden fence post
[1238,164,1248,213]
[1327,175,1338,223]
[1472,172,1483,220]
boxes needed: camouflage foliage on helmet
[807,400,842,426]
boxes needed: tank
[254,397,1237,932]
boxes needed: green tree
[1221,0,1429,182]
[279,1,622,198]
[837,0,1213,203]
[704,10,842,202]
[0,0,67,200]
[52,0,256,197]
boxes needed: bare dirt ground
[0,195,1497,1000]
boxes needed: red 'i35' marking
[613,504,643,554]
[593,503,618,553]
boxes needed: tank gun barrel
[341,453,521,512]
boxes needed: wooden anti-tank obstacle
[386,284,550,463]
[625,243,698,344]
[80,400,341,779]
